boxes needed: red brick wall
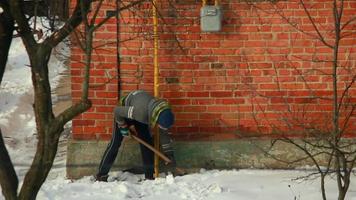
[71,0,356,140]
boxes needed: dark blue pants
[97,120,154,179]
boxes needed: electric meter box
[200,5,222,32]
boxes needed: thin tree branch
[300,0,333,49]
[93,0,147,32]
[337,75,355,114]
[341,16,356,31]
[90,0,105,26]
[9,0,38,53]
[55,100,91,128]
[43,0,91,50]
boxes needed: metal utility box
[200,5,223,32]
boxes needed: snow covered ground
[1,35,356,200]
[37,169,356,200]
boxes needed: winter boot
[94,174,109,182]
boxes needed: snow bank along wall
[67,0,356,178]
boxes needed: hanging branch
[300,0,333,49]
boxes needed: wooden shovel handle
[128,126,172,163]
[128,126,187,175]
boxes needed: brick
[254,77,273,83]
[122,41,142,48]
[231,105,252,113]
[267,105,290,111]
[91,99,107,105]
[280,83,305,90]
[194,56,218,62]
[72,126,83,134]
[95,33,117,40]
[210,91,232,98]
[187,92,210,98]
[211,63,224,69]
[177,34,201,40]
[98,134,112,140]
[270,97,292,104]
[220,40,244,48]
[170,99,191,105]
[218,56,242,62]
[95,91,116,98]
[263,91,287,96]
[73,120,95,126]
[82,113,106,120]
[259,84,279,90]
[191,99,215,105]
[196,41,220,48]
[95,119,112,127]
[71,83,82,90]
[307,83,328,90]
[215,98,245,104]
[183,106,207,112]
[83,126,106,134]
[189,49,212,55]
[96,106,115,113]
[245,41,266,47]
[176,63,199,69]
[294,98,317,104]
[199,113,222,120]
[162,92,187,98]
[205,84,224,90]
[176,113,199,120]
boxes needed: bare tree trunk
[331,0,340,139]
[331,2,351,200]
[320,174,327,200]
[18,50,56,200]
[7,1,92,199]
[0,129,18,200]
[1,0,147,199]
[0,0,14,84]
[17,48,91,199]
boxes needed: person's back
[95,90,176,181]
[121,90,153,125]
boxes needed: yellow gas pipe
[152,0,160,178]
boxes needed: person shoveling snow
[95,90,182,181]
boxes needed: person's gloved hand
[119,127,129,137]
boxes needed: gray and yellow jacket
[114,90,171,128]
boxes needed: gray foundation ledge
[66,137,336,179]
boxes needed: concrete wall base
[67,138,328,179]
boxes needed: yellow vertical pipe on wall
[152,0,160,178]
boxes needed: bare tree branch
[93,0,148,32]
[90,0,105,26]
[9,0,38,54]
[337,75,355,114]
[43,0,91,50]
[341,16,356,31]
[300,0,333,49]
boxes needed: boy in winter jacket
[95,90,176,181]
